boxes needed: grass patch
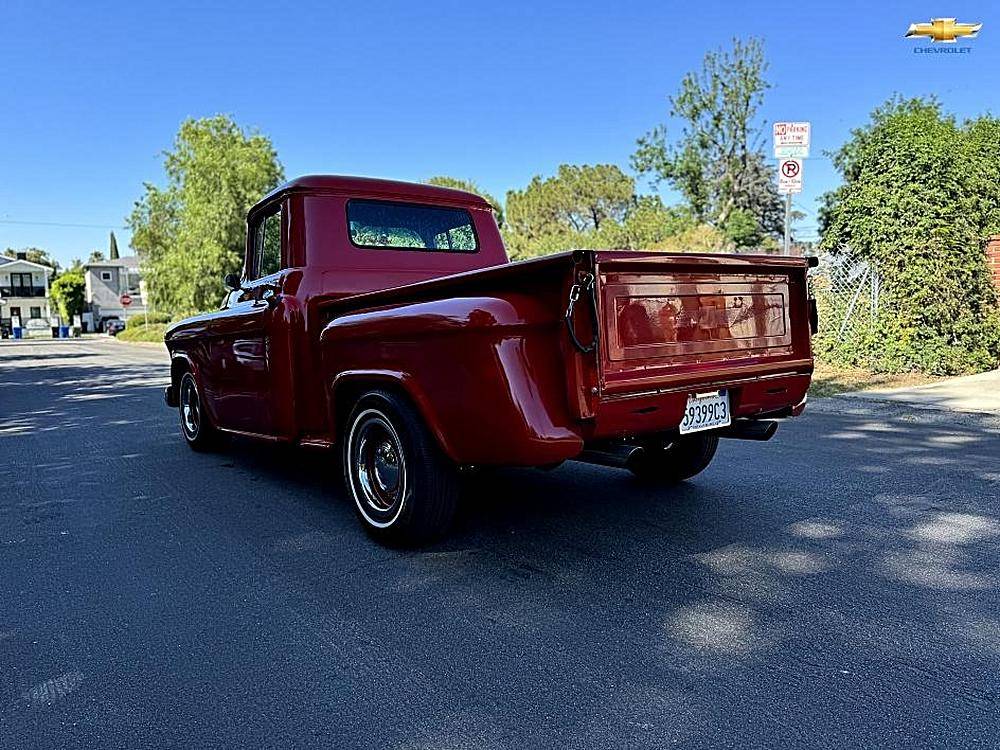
[809,360,943,398]
[116,322,168,343]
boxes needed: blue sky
[0,0,996,267]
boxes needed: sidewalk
[839,368,1000,415]
[114,337,168,351]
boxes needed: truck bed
[319,249,813,465]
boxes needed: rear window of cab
[347,199,478,253]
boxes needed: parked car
[105,319,126,336]
[164,176,817,544]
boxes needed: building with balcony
[84,256,147,330]
[0,254,53,332]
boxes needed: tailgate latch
[808,298,819,335]
[565,271,599,354]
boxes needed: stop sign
[120,294,132,307]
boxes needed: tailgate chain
[565,271,599,354]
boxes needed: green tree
[88,250,105,263]
[426,176,504,227]
[591,197,697,250]
[109,231,120,260]
[3,247,58,270]
[504,164,633,257]
[963,115,1000,236]
[722,208,767,249]
[821,98,1000,374]
[50,271,86,323]
[632,37,783,247]
[818,96,937,236]
[128,115,284,314]
[506,164,632,238]
[503,164,706,258]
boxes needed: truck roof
[255,175,493,212]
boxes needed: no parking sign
[778,158,803,194]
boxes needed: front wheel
[343,390,458,546]
[178,371,219,451]
[628,434,719,483]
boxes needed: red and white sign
[773,122,811,158]
[778,158,803,194]
[120,294,132,307]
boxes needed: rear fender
[330,369,448,451]
[322,295,584,465]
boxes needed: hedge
[125,311,172,329]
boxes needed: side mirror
[224,273,242,292]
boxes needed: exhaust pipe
[576,420,778,470]
[716,420,778,441]
[576,443,646,469]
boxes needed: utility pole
[783,193,792,256]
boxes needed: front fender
[165,351,198,405]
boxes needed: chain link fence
[809,252,882,361]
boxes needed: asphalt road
[2,338,999,749]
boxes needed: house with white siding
[0,254,53,333]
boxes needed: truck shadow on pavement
[233,404,1000,745]
[0,350,100,363]
[227,405,1000,666]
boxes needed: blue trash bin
[12,327,23,339]
[59,326,70,338]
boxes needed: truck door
[204,203,286,436]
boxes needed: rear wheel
[343,390,458,546]
[178,371,219,451]
[628,434,719,483]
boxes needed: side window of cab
[251,205,283,279]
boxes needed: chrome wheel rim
[180,376,200,439]
[348,409,406,526]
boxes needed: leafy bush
[650,223,729,253]
[821,98,1000,374]
[125,312,171,329]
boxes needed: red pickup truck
[164,176,815,544]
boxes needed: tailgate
[594,252,812,396]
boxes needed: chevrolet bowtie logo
[906,18,982,43]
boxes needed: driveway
[2,338,999,749]
[841,369,1000,415]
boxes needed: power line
[0,219,128,230]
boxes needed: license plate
[679,390,731,435]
